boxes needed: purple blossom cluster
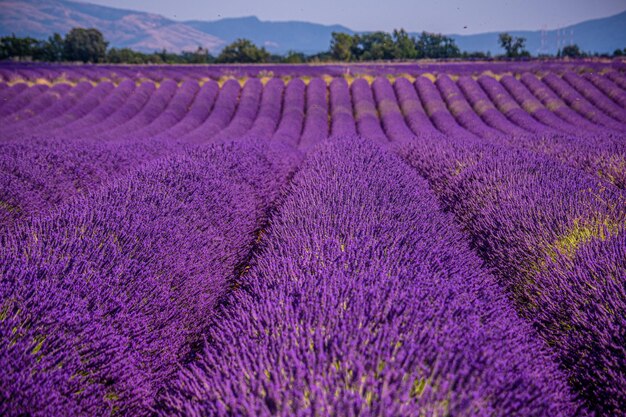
[1,64,625,417]
[158,137,580,417]
[1,139,300,416]
[397,135,626,416]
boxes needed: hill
[0,0,624,55]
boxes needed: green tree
[392,29,417,59]
[560,44,583,58]
[0,34,39,60]
[107,47,147,64]
[216,39,269,63]
[64,28,108,62]
[358,32,395,60]
[283,50,306,63]
[35,33,65,61]
[181,46,214,64]
[330,32,356,61]
[415,32,460,58]
[498,32,530,58]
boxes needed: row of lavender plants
[1,138,301,417]
[1,60,623,83]
[2,67,625,416]
[373,78,626,416]
[158,136,582,417]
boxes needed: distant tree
[181,46,214,64]
[330,32,356,61]
[0,34,39,60]
[415,32,461,58]
[268,54,284,63]
[33,33,65,61]
[358,32,395,60]
[64,28,108,62]
[391,29,418,59]
[107,47,147,64]
[308,51,333,63]
[283,50,306,63]
[461,50,492,59]
[216,38,269,63]
[498,32,530,58]
[559,44,584,58]
[614,48,626,57]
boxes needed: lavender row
[500,75,589,134]
[396,133,626,416]
[47,79,138,136]
[179,79,241,143]
[437,74,506,138]
[562,72,626,124]
[1,84,72,126]
[244,78,285,139]
[606,70,626,90]
[455,75,529,135]
[585,72,626,108]
[0,83,28,112]
[377,76,626,195]
[414,76,475,137]
[96,80,179,140]
[0,135,188,227]
[519,73,606,133]
[272,78,306,146]
[329,78,357,137]
[158,136,581,417]
[0,138,301,416]
[3,82,95,136]
[351,78,388,143]
[1,60,620,82]
[0,82,223,226]
[3,83,115,138]
[392,77,440,136]
[371,77,416,142]
[128,80,201,140]
[64,82,157,138]
[541,72,625,131]
[212,79,263,142]
[477,75,561,134]
[155,80,220,140]
[299,78,329,149]
[2,73,620,144]
[455,75,626,189]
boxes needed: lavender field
[1,61,625,417]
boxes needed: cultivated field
[1,61,625,417]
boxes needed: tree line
[1,27,623,64]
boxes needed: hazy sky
[85,0,626,34]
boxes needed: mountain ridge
[0,0,624,55]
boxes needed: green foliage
[216,38,270,63]
[38,33,65,61]
[0,34,40,61]
[559,44,584,58]
[331,29,461,61]
[415,32,460,58]
[330,32,356,61]
[64,28,108,63]
[283,50,307,63]
[460,50,492,59]
[392,29,418,59]
[357,32,396,60]
[107,48,151,64]
[498,32,530,58]
[181,46,215,64]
